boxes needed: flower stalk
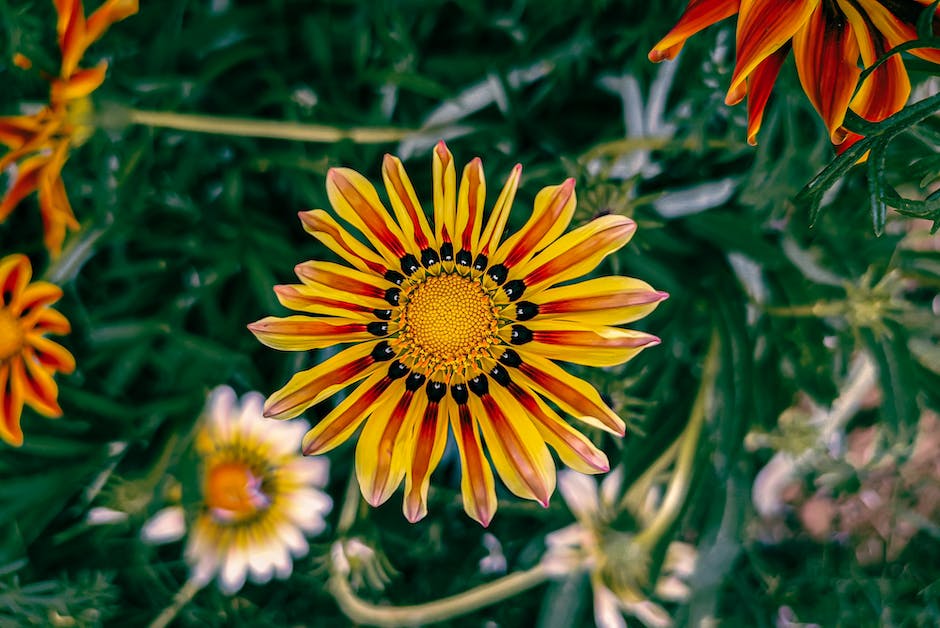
[124,108,419,144]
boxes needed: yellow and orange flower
[649,0,940,149]
[0,0,138,256]
[0,254,74,446]
[249,142,667,526]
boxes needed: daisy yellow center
[0,309,24,362]
[204,460,271,522]
[397,273,500,376]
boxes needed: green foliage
[0,0,939,626]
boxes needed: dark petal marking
[487,264,508,285]
[503,279,526,301]
[456,249,473,267]
[472,253,488,272]
[388,360,410,379]
[514,301,539,321]
[439,242,454,262]
[373,308,392,320]
[384,270,405,285]
[400,254,420,276]
[421,248,440,268]
[371,341,396,361]
[489,364,511,387]
[510,325,533,345]
[451,383,469,405]
[468,375,489,396]
[426,380,447,403]
[498,348,522,367]
[384,287,401,306]
[366,321,389,336]
[406,371,427,391]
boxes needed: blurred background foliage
[1,0,939,626]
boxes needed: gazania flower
[151,386,334,594]
[249,142,666,526]
[0,0,138,256]
[544,470,697,628]
[649,1,940,149]
[0,253,74,447]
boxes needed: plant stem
[337,473,362,536]
[329,563,550,627]
[634,330,719,550]
[148,577,204,628]
[126,109,418,144]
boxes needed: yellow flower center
[204,460,271,522]
[0,309,25,362]
[396,273,500,378]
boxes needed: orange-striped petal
[649,0,740,62]
[513,215,636,296]
[298,209,388,276]
[478,163,522,257]
[727,0,818,105]
[403,382,449,522]
[0,115,44,150]
[502,378,609,474]
[263,341,383,420]
[859,0,940,64]
[455,158,486,258]
[326,168,410,266]
[792,2,860,143]
[55,0,87,76]
[504,349,625,435]
[471,380,555,506]
[0,363,25,446]
[839,0,910,123]
[26,335,76,374]
[449,396,497,526]
[432,141,457,249]
[356,377,425,506]
[302,369,396,455]
[28,308,71,335]
[0,254,33,305]
[248,316,373,351]
[526,276,667,326]
[511,321,661,367]
[84,0,138,48]
[382,154,434,253]
[0,155,46,223]
[273,284,385,320]
[51,64,107,103]
[293,260,393,300]
[492,179,577,272]
[20,352,63,417]
[745,44,790,145]
[14,281,62,317]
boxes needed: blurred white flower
[86,506,129,526]
[479,533,507,575]
[544,469,697,628]
[143,386,332,595]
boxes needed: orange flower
[0,254,75,447]
[649,0,940,149]
[0,0,138,256]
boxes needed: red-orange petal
[727,0,817,105]
[792,2,860,144]
[649,0,740,62]
[0,363,25,446]
[745,44,790,145]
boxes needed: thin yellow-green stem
[337,473,363,536]
[126,109,417,144]
[148,577,204,628]
[634,331,719,550]
[329,563,550,627]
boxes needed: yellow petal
[403,387,449,523]
[491,179,576,272]
[526,276,667,326]
[448,396,497,526]
[454,157,486,258]
[509,321,660,367]
[382,154,434,253]
[432,141,457,249]
[302,369,396,454]
[298,209,388,276]
[248,316,373,351]
[478,163,522,257]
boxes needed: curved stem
[634,331,719,550]
[148,577,204,628]
[329,562,550,627]
[125,109,417,144]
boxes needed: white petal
[594,583,628,628]
[272,544,293,579]
[622,600,673,628]
[86,507,128,525]
[247,544,277,585]
[558,471,600,524]
[285,456,330,487]
[208,386,237,429]
[752,453,797,518]
[141,506,186,545]
[219,548,248,595]
[599,466,625,509]
[276,522,310,558]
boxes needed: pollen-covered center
[0,309,24,362]
[397,273,500,376]
[204,460,272,523]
